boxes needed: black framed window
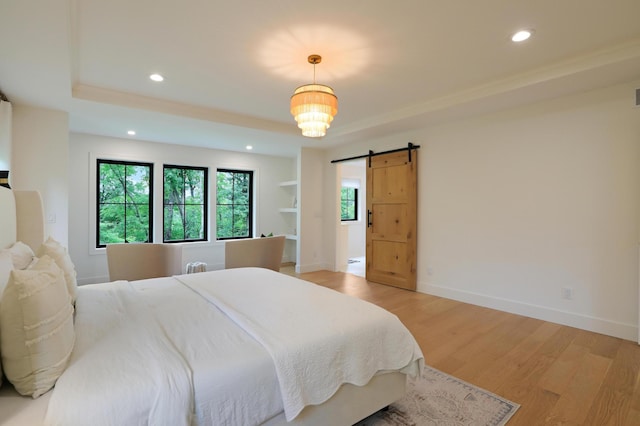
[163,165,208,243]
[97,159,153,247]
[341,187,358,221]
[216,169,253,239]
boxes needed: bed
[0,186,424,426]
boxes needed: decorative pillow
[36,237,77,303]
[0,249,12,295]
[0,255,75,398]
[9,241,35,270]
[0,249,13,387]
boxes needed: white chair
[106,243,184,281]
[224,236,286,272]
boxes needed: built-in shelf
[279,208,297,213]
[279,179,298,265]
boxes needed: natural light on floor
[347,256,365,277]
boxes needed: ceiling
[2,0,640,157]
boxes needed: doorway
[337,160,366,277]
[333,144,418,289]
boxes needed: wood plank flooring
[287,269,640,425]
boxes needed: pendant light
[290,55,338,138]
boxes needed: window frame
[96,158,154,248]
[215,168,254,240]
[162,164,209,243]
[340,186,358,222]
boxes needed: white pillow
[0,249,13,387]
[0,249,12,295]
[0,255,75,398]
[9,241,35,270]
[36,237,77,303]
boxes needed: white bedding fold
[44,281,194,426]
[131,276,283,426]
[176,267,424,421]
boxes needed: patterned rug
[355,366,520,426]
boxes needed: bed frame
[266,372,405,425]
[0,186,407,426]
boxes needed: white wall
[341,162,366,259]
[324,81,640,340]
[12,105,69,245]
[69,133,295,284]
[0,101,11,171]
[297,148,327,272]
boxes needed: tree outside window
[97,159,153,247]
[216,169,253,239]
[163,165,208,242]
[341,187,358,221]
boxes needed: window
[97,159,153,247]
[341,187,358,221]
[216,169,253,239]
[163,165,208,242]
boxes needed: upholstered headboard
[0,186,45,251]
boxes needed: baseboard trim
[421,282,638,341]
[296,262,331,274]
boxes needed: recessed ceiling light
[149,73,164,82]
[246,145,253,150]
[511,30,532,42]
[127,130,136,136]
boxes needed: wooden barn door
[366,148,417,290]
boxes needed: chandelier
[290,55,338,138]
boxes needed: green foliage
[341,187,357,221]
[98,162,152,245]
[100,162,254,245]
[163,167,206,242]
[216,170,251,239]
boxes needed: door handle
[367,209,372,228]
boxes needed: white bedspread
[176,268,424,421]
[128,276,284,425]
[44,281,194,426]
[44,268,424,425]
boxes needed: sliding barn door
[366,148,417,290]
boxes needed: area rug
[355,366,520,426]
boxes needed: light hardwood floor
[284,268,640,425]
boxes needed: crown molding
[72,84,298,135]
[332,38,640,137]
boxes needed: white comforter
[177,268,423,421]
[44,280,196,426]
[44,268,424,425]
